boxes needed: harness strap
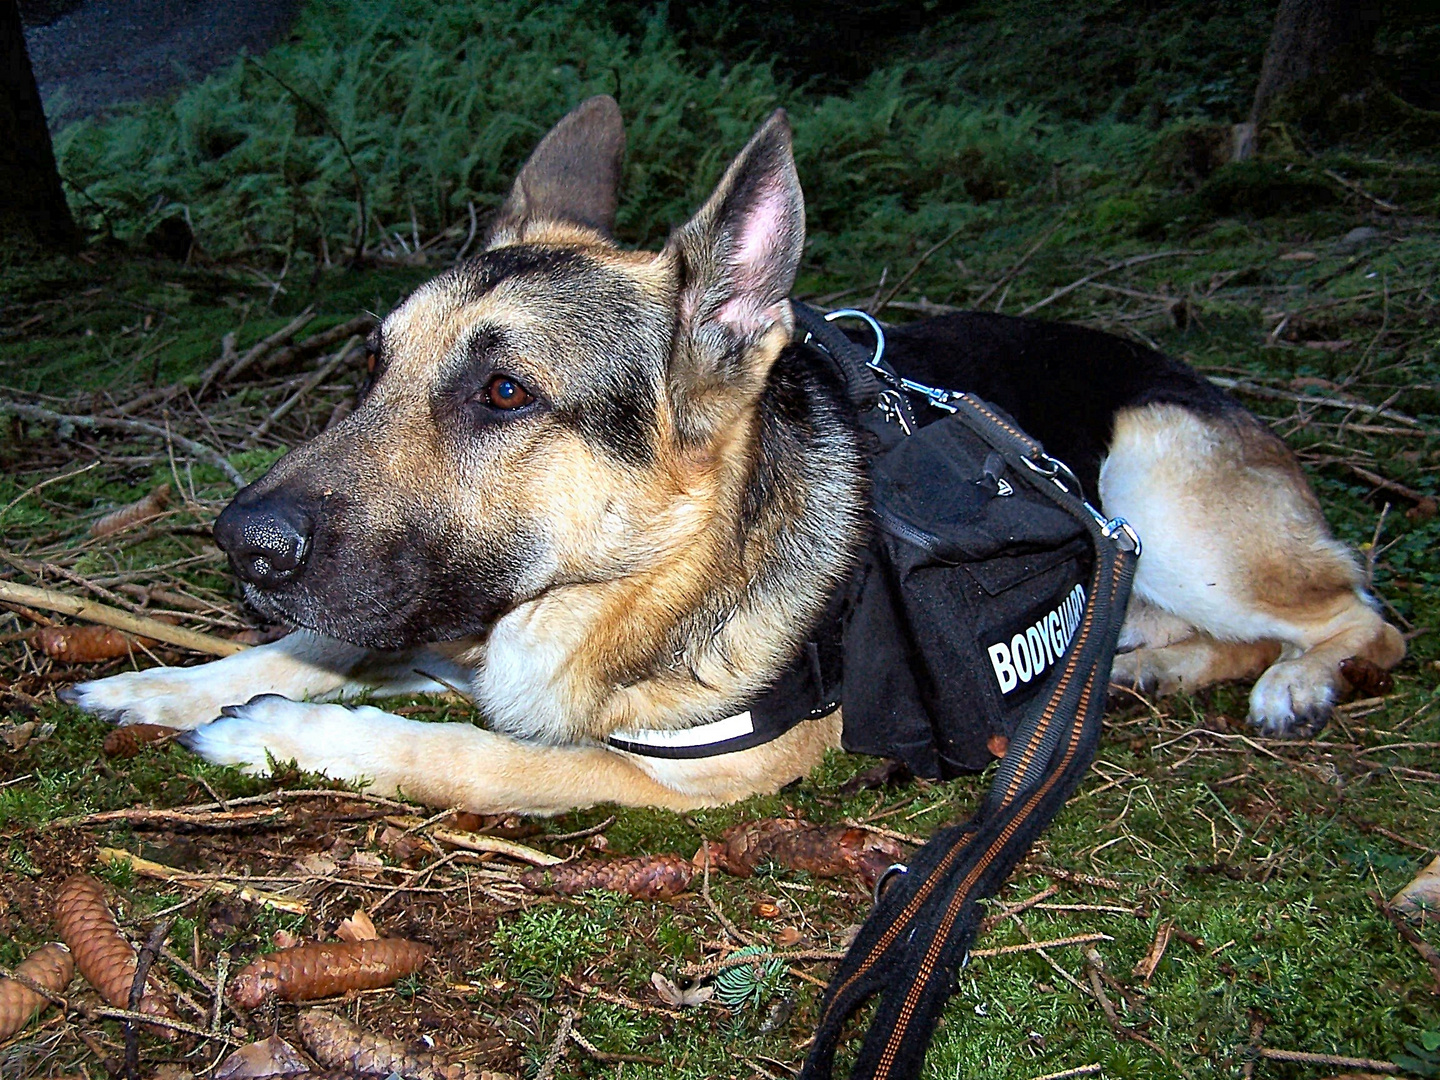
[791,300,883,409]
[800,439,1138,1080]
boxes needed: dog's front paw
[1248,660,1335,738]
[179,696,411,791]
[61,667,228,729]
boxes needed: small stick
[211,952,229,1034]
[543,815,617,844]
[534,1009,574,1080]
[874,222,969,315]
[96,849,309,915]
[1322,168,1402,212]
[124,921,172,1080]
[212,308,316,388]
[1258,1047,1399,1071]
[91,1005,240,1042]
[1370,891,1440,990]
[1026,1065,1102,1080]
[242,338,361,448]
[1019,249,1197,317]
[0,401,245,487]
[1018,864,1124,891]
[384,816,560,866]
[680,950,847,978]
[980,886,1060,932]
[700,842,750,945]
[974,226,1058,308]
[973,933,1112,959]
[0,581,246,657]
[568,1028,665,1066]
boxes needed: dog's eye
[484,375,534,410]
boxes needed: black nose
[213,492,314,588]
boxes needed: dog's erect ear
[665,110,805,443]
[489,95,626,243]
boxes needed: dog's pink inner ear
[714,178,796,334]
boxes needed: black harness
[612,302,1139,1080]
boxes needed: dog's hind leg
[1101,403,1404,735]
[62,632,476,730]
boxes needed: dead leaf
[335,907,378,942]
[1278,250,1318,261]
[752,901,781,919]
[1132,920,1173,982]
[293,852,338,877]
[2,721,36,751]
[651,971,713,1008]
[378,825,418,861]
[271,930,302,950]
[346,851,385,877]
[773,926,804,948]
[215,1035,310,1079]
[1392,853,1440,920]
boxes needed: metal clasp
[824,308,887,369]
[873,862,909,903]
[1103,516,1142,556]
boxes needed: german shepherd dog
[63,98,1404,814]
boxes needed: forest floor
[1,2,1439,1078]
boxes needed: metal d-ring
[873,862,909,904]
[824,308,887,370]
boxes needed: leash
[793,301,1140,1080]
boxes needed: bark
[1249,0,1377,127]
[0,0,77,253]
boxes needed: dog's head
[214,98,821,650]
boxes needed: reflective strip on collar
[609,711,755,754]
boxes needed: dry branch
[96,848,310,915]
[0,581,247,656]
[1,400,246,486]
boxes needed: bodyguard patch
[986,583,1087,695]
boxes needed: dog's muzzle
[213,490,314,588]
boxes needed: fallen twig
[384,816,561,866]
[1019,250,1199,317]
[680,950,846,977]
[1370,891,1440,990]
[0,581,245,657]
[211,308,316,389]
[974,933,1113,958]
[1,400,245,486]
[95,849,310,915]
[534,1009,574,1080]
[1257,1047,1399,1072]
[1205,376,1425,429]
[242,336,362,448]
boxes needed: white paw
[1248,660,1336,737]
[180,695,409,786]
[61,666,241,730]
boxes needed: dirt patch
[23,0,298,126]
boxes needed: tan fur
[1102,403,1403,731]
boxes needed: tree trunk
[1249,0,1376,128]
[0,0,78,254]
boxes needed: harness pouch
[840,407,1092,778]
